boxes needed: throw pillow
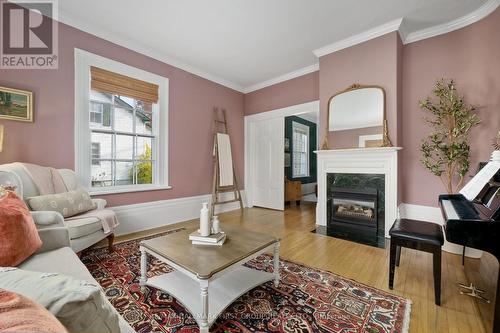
[27,189,96,218]
[0,288,68,333]
[0,191,42,266]
[0,268,120,333]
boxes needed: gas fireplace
[330,188,378,229]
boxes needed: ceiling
[56,0,496,92]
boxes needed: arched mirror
[322,84,391,149]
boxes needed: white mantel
[315,147,402,237]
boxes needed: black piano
[439,160,500,333]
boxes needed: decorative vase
[200,203,210,236]
[212,215,220,234]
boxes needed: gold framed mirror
[322,83,392,149]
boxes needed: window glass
[292,122,309,178]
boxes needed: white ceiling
[57,0,496,92]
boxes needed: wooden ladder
[211,107,244,218]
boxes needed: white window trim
[74,48,170,195]
[292,121,310,178]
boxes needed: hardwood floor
[114,203,487,333]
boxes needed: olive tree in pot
[420,79,480,194]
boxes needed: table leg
[139,248,148,290]
[274,242,280,287]
[199,279,209,333]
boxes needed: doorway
[245,101,319,210]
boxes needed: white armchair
[0,163,115,253]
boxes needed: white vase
[212,215,220,234]
[200,203,210,236]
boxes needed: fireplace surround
[315,147,402,240]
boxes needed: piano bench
[389,218,444,306]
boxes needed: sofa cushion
[0,289,68,333]
[64,216,102,239]
[0,267,120,333]
[27,189,96,218]
[19,247,135,333]
[20,247,95,282]
[0,191,42,266]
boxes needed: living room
[1,1,500,332]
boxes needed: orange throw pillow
[0,191,42,266]
[0,289,67,333]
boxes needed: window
[90,102,103,124]
[75,49,169,195]
[91,142,101,165]
[292,121,309,178]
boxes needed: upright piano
[439,158,500,333]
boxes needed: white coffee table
[139,226,280,333]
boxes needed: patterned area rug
[81,229,411,333]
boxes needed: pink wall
[401,8,500,206]
[244,71,319,115]
[2,8,498,209]
[319,32,401,149]
[0,22,244,207]
[243,8,500,207]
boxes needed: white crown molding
[403,0,500,44]
[242,64,319,94]
[58,9,245,92]
[313,18,404,58]
[57,0,499,94]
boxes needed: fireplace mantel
[315,147,402,237]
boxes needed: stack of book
[189,231,226,246]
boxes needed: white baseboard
[111,190,246,236]
[398,203,482,258]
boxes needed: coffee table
[139,226,280,333]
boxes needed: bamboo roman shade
[90,66,159,103]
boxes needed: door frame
[244,100,320,208]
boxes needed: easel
[211,107,244,218]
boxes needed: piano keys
[439,155,500,333]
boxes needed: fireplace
[316,172,386,248]
[329,188,378,229]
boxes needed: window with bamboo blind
[75,50,169,194]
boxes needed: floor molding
[111,191,246,236]
[398,203,482,258]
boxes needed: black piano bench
[388,218,444,305]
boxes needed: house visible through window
[292,121,309,178]
[91,142,101,165]
[90,91,155,187]
[90,102,103,124]
[75,50,169,195]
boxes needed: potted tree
[420,79,480,194]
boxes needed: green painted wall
[284,115,317,184]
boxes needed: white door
[251,117,284,210]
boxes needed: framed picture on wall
[285,153,291,167]
[284,138,290,152]
[0,86,34,122]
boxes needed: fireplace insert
[330,187,378,229]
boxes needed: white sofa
[0,163,114,253]
[18,227,135,333]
